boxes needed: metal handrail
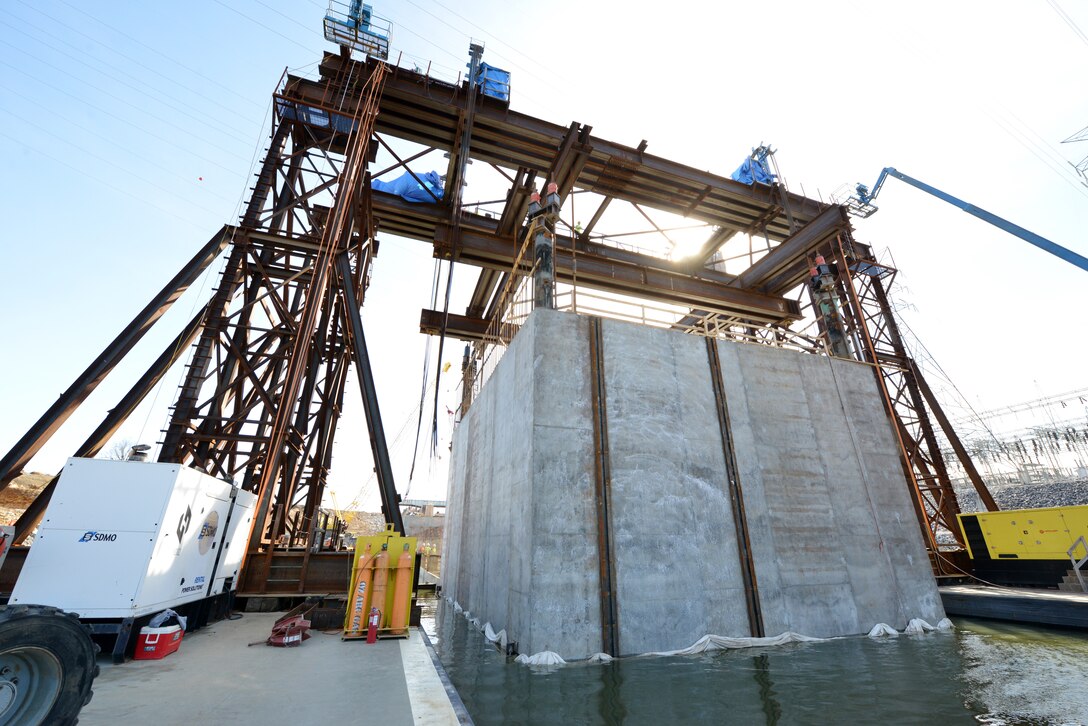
[1069,536,1088,594]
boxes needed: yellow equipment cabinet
[958,505,1088,588]
[343,526,417,640]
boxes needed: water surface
[423,597,1088,725]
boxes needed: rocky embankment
[956,478,1088,513]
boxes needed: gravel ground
[956,478,1088,513]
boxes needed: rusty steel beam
[911,359,1000,513]
[580,195,613,240]
[732,205,851,295]
[466,167,537,318]
[420,309,494,342]
[690,226,738,268]
[336,253,405,536]
[544,122,593,200]
[376,190,743,282]
[371,190,797,321]
[588,317,620,656]
[497,168,537,237]
[289,56,825,240]
[432,225,799,323]
[237,550,353,596]
[466,268,502,318]
[0,226,233,488]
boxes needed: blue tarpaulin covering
[731,157,776,185]
[476,62,511,102]
[371,170,444,203]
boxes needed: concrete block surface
[443,310,944,659]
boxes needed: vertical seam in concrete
[524,328,536,655]
[705,338,764,637]
[481,372,495,636]
[824,356,907,614]
[457,418,475,606]
[588,317,620,656]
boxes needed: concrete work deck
[443,309,944,659]
[941,584,1088,629]
[79,613,468,725]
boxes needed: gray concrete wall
[441,311,537,643]
[443,309,944,660]
[717,341,944,636]
[441,312,602,656]
[601,318,752,654]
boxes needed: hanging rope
[409,257,442,481]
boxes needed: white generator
[11,457,257,618]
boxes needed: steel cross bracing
[829,234,998,569]
[0,50,1001,591]
[0,58,403,597]
[285,54,833,331]
[300,52,996,565]
[155,60,405,594]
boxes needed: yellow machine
[343,525,417,639]
[958,505,1088,587]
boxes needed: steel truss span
[0,53,996,592]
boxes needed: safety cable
[409,258,442,481]
[932,550,1021,590]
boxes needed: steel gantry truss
[0,57,405,595]
[0,50,997,594]
[830,235,997,564]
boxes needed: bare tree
[105,439,138,461]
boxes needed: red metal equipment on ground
[265,615,312,647]
[367,607,380,644]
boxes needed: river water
[422,596,1088,725]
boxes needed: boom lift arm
[847,167,1088,273]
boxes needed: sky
[0,0,1086,511]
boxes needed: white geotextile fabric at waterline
[446,596,508,649]
[868,623,899,638]
[641,631,823,657]
[905,617,955,634]
[484,622,509,649]
[869,618,955,638]
[514,651,565,665]
[444,597,954,665]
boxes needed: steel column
[335,253,405,535]
[588,317,620,657]
[706,337,764,637]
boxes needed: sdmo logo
[78,531,118,543]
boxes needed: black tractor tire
[0,605,99,726]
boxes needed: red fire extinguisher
[366,607,381,644]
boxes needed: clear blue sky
[1,1,1086,510]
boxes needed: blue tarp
[371,170,444,203]
[731,157,776,185]
[475,62,510,102]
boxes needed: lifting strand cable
[431,256,456,455]
[409,258,443,481]
[430,45,485,457]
